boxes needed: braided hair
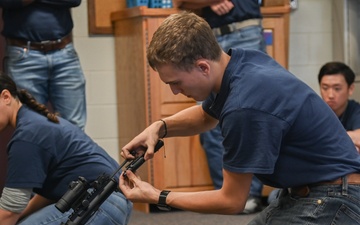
[0,74,59,123]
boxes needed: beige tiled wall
[72,1,119,161]
[71,0,336,162]
[288,0,333,94]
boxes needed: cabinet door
[155,92,212,190]
[263,15,289,68]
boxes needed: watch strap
[157,190,171,211]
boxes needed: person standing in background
[0,0,87,129]
[174,0,266,214]
[318,61,360,151]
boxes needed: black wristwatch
[157,190,171,211]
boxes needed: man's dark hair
[318,62,355,87]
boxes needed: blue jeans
[248,182,360,225]
[5,43,87,129]
[200,24,266,196]
[17,192,133,225]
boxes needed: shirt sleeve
[6,140,52,189]
[0,187,32,213]
[221,108,290,174]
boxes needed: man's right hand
[121,120,164,161]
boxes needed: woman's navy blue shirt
[6,106,119,200]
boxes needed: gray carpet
[128,209,258,225]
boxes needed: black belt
[6,33,73,53]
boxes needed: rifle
[55,140,164,225]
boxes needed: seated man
[318,61,360,151]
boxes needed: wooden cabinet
[111,7,213,213]
[111,5,290,212]
[261,5,291,69]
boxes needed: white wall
[72,1,119,160]
[288,0,333,94]
[71,0,335,161]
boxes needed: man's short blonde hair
[147,11,222,72]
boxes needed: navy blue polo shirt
[340,99,360,131]
[6,106,119,200]
[202,48,360,188]
[0,0,81,41]
[202,0,262,28]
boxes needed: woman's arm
[0,209,21,225]
[19,194,55,220]
[0,187,32,225]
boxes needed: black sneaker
[241,196,263,214]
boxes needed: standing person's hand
[211,0,234,16]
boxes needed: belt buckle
[39,40,56,52]
[219,25,231,36]
[40,40,51,44]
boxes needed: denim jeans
[17,191,133,225]
[200,24,266,196]
[248,181,360,225]
[4,43,87,129]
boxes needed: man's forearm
[163,105,217,137]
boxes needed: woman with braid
[0,75,132,225]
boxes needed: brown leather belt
[289,173,360,197]
[6,33,72,52]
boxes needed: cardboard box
[262,0,288,7]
